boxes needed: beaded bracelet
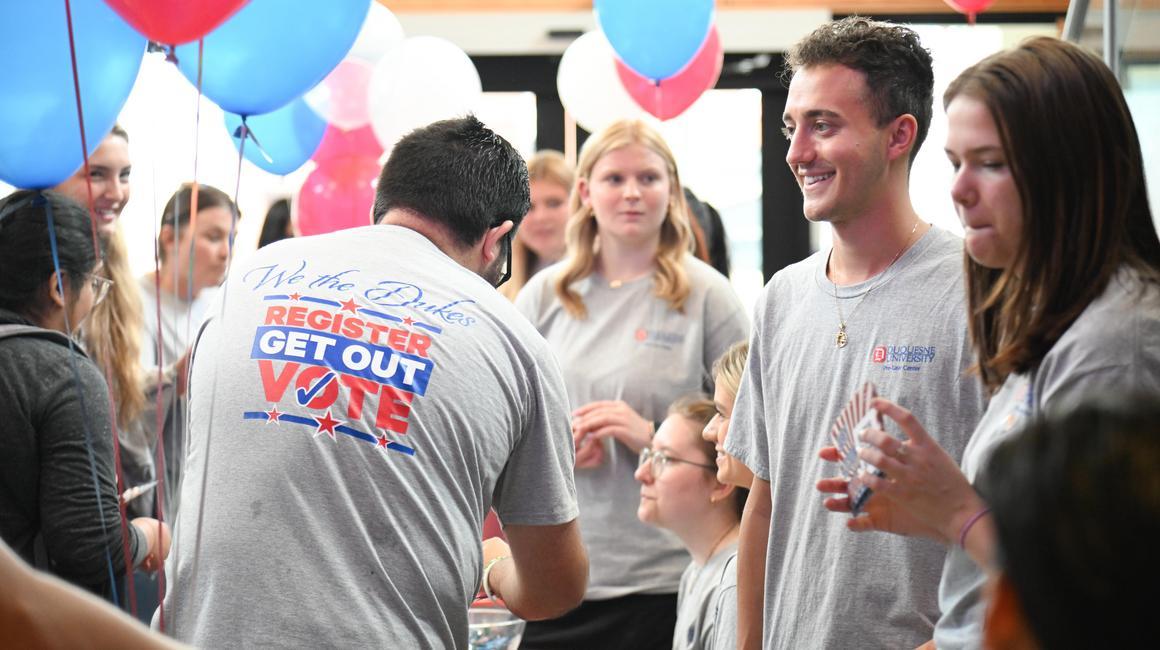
[958,507,991,549]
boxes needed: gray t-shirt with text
[935,267,1160,649]
[517,256,749,598]
[725,227,988,648]
[160,226,578,649]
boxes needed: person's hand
[573,429,606,469]
[816,446,943,540]
[130,517,171,572]
[852,398,984,544]
[571,400,652,455]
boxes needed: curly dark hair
[785,16,934,166]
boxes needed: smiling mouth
[803,172,835,186]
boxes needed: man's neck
[828,198,925,286]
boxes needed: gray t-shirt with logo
[934,267,1160,649]
[160,225,578,649]
[725,226,988,649]
[517,256,749,598]
[675,544,739,650]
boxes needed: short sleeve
[723,290,770,480]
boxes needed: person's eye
[814,122,833,134]
[982,160,1006,171]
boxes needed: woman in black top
[0,190,168,599]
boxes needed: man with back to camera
[724,17,987,648]
[158,116,588,648]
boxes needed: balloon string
[652,79,663,118]
[44,192,123,607]
[64,0,136,612]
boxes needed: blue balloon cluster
[595,0,715,81]
[225,98,327,175]
[174,0,370,117]
[0,0,145,189]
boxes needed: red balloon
[312,124,383,166]
[616,25,722,121]
[297,156,380,236]
[943,0,996,23]
[103,0,251,45]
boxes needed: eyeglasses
[493,229,512,288]
[89,273,114,306]
[638,447,716,480]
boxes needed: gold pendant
[835,327,848,348]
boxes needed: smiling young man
[723,17,987,648]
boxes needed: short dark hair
[258,198,292,249]
[372,116,530,249]
[785,16,934,166]
[978,395,1160,649]
[0,190,99,319]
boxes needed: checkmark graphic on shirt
[296,372,336,406]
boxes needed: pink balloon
[312,124,383,166]
[943,0,996,23]
[616,25,722,121]
[305,58,374,130]
[297,156,381,236]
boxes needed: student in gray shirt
[518,119,748,649]
[634,396,743,650]
[725,17,987,649]
[818,37,1160,649]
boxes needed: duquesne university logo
[871,344,937,372]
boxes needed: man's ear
[481,220,515,266]
[885,113,919,164]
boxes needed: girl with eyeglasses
[0,190,169,598]
[516,120,748,649]
[635,395,745,650]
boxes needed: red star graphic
[402,316,415,326]
[313,409,341,441]
[339,298,360,314]
[288,292,301,301]
[265,406,283,424]
[376,434,390,449]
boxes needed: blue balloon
[225,98,327,175]
[175,0,369,117]
[0,0,145,189]
[595,0,714,81]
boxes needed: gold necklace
[831,221,922,349]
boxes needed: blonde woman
[516,119,748,649]
[500,150,573,301]
[51,126,151,499]
[699,340,753,650]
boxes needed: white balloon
[557,30,647,134]
[348,2,405,64]
[368,36,482,150]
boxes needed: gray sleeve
[711,584,739,650]
[513,271,545,324]
[491,350,579,526]
[38,357,138,586]
[723,291,770,480]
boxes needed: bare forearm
[737,477,771,650]
[489,554,586,621]
[488,522,588,621]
